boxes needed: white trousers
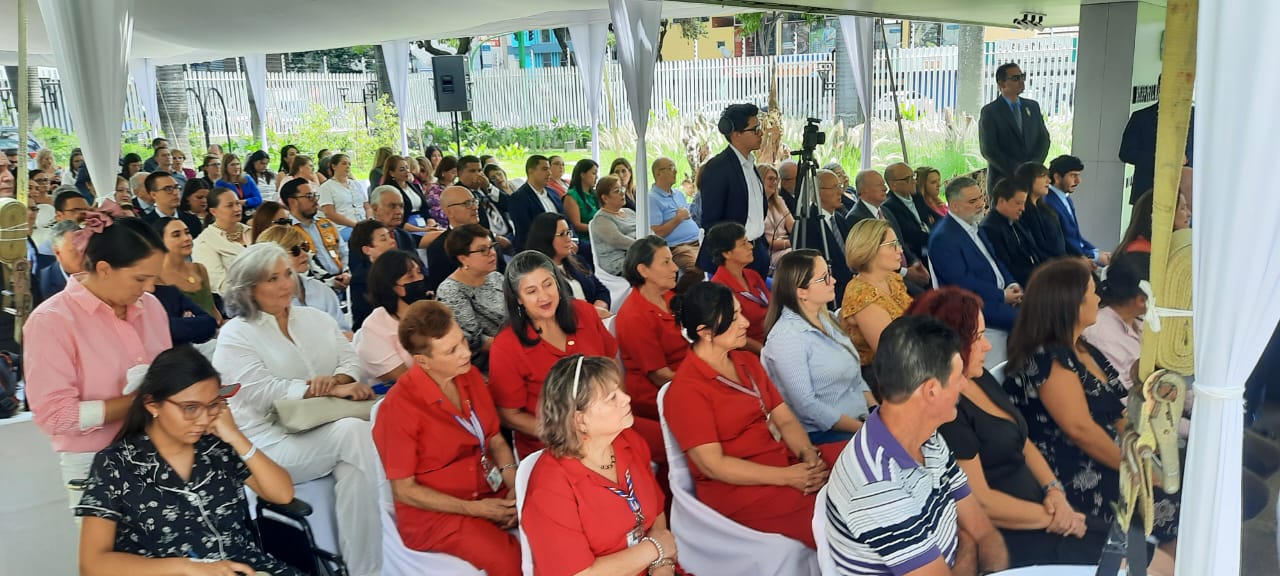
[58,451,98,515]
[263,417,383,576]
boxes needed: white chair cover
[812,484,838,575]
[246,474,340,556]
[985,329,1009,370]
[656,384,819,575]
[368,399,485,575]
[989,360,1008,385]
[515,450,544,576]
[592,240,632,314]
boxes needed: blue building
[507,30,568,68]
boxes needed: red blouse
[663,349,792,517]
[614,289,689,419]
[489,298,618,456]
[710,266,770,344]
[522,429,665,576]
[372,364,505,550]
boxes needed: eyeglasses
[554,230,577,239]
[155,185,180,193]
[293,193,317,201]
[880,239,902,250]
[32,178,50,186]
[890,175,916,182]
[288,242,312,257]
[807,270,834,286]
[164,398,225,421]
[272,218,292,226]
[447,199,479,209]
[466,243,497,255]
[1006,73,1027,81]
[739,124,764,134]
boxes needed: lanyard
[452,401,490,467]
[738,286,769,307]
[603,469,646,535]
[715,370,771,423]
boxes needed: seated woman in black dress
[1005,258,1180,568]
[77,346,302,576]
[909,286,1103,568]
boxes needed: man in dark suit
[424,185,506,293]
[979,63,1051,194]
[139,171,204,237]
[1119,96,1195,204]
[815,170,854,301]
[507,155,564,250]
[778,159,799,215]
[458,155,514,253]
[981,178,1042,286]
[142,137,168,172]
[1043,155,1110,266]
[696,103,769,277]
[929,177,1022,333]
[842,169,931,290]
[37,220,82,303]
[881,162,940,261]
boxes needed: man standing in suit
[881,162,940,261]
[697,103,770,277]
[928,177,1023,334]
[844,169,931,290]
[1043,155,1111,266]
[507,155,564,250]
[979,63,1051,194]
[981,178,1042,286]
[1119,97,1194,204]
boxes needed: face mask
[401,277,433,304]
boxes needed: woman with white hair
[212,242,382,576]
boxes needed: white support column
[379,40,411,155]
[568,22,609,163]
[38,0,134,199]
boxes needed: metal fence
[0,35,1079,138]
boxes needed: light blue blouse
[761,307,870,433]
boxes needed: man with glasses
[457,154,513,249]
[846,169,931,293]
[140,171,204,237]
[882,162,940,261]
[424,185,505,292]
[34,187,91,255]
[697,102,770,277]
[979,63,1050,194]
[198,155,221,189]
[815,169,855,300]
[280,178,350,291]
[649,156,703,293]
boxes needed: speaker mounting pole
[452,111,462,157]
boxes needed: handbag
[273,397,376,434]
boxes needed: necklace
[216,222,243,243]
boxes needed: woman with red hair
[907,286,1106,568]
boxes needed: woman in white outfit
[212,243,382,576]
[191,187,248,294]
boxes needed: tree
[155,64,190,153]
[552,28,571,66]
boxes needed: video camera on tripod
[791,117,826,218]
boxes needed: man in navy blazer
[1119,99,1195,204]
[928,177,1023,331]
[979,63,1051,194]
[696,103,770,277]
[37,221,83,304]
[1043,155,1110,266]
[507,154,564,250]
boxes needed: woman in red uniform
[490,251,619,457]
[523,355,688,576]
[706,222,769,353]
[664,281,846,548]
[372,301,521,576]
[615,236,688,421]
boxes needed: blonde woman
[839,219,913,387]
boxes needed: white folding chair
[989,360,1008,385]
[985,329,1009,370]
[368,400,485,576]
[592,241,632,314]
[515,450,544,576]
[812,485,838,575]
[657,384,819,575]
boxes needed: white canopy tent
[6,0,1270,574]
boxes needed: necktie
[1013,101,1024,132]
[827,216,845,253]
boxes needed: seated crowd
[15,98,1192,576]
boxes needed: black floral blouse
[1004,344,1180,541]
[75,434,302,575]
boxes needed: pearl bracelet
[642,536,665,566]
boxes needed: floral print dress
[75,434,303,575]
[1004,344,1180,541]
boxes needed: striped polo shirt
[825,409,971,575]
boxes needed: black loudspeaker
[433,55,471,113]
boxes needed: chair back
[989,360,1008,386]
[515,450,544,576]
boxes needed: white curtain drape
[567,22,609,162]
[608,0,662,231]
[379,40,410,155]
[837,15,875,170]
[243,53,269,152]
[1176,0,1280,573]
[126,58,159,139]
[38,0,134,199]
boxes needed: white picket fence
[1,36,1079,139]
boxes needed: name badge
[627,525,644,548]
[485,462,504,493]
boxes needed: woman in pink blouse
[25,214,172,507]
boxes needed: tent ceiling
[1,0,1165,67]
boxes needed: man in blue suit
[928,177,1023,333]
[1043,155,1111,266]
[696,103,770,277]
[507,154,564,250]
[37,221,83,304]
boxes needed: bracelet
[641,536,665,566]
[648,558,676,574]
[239,445,258,461]
[499,463,517,472]
[1042,479,1064,496]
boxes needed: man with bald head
[844,169,930,290]
[815,170,855,299]
[882,162,940,260]
[425,184,505,292]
